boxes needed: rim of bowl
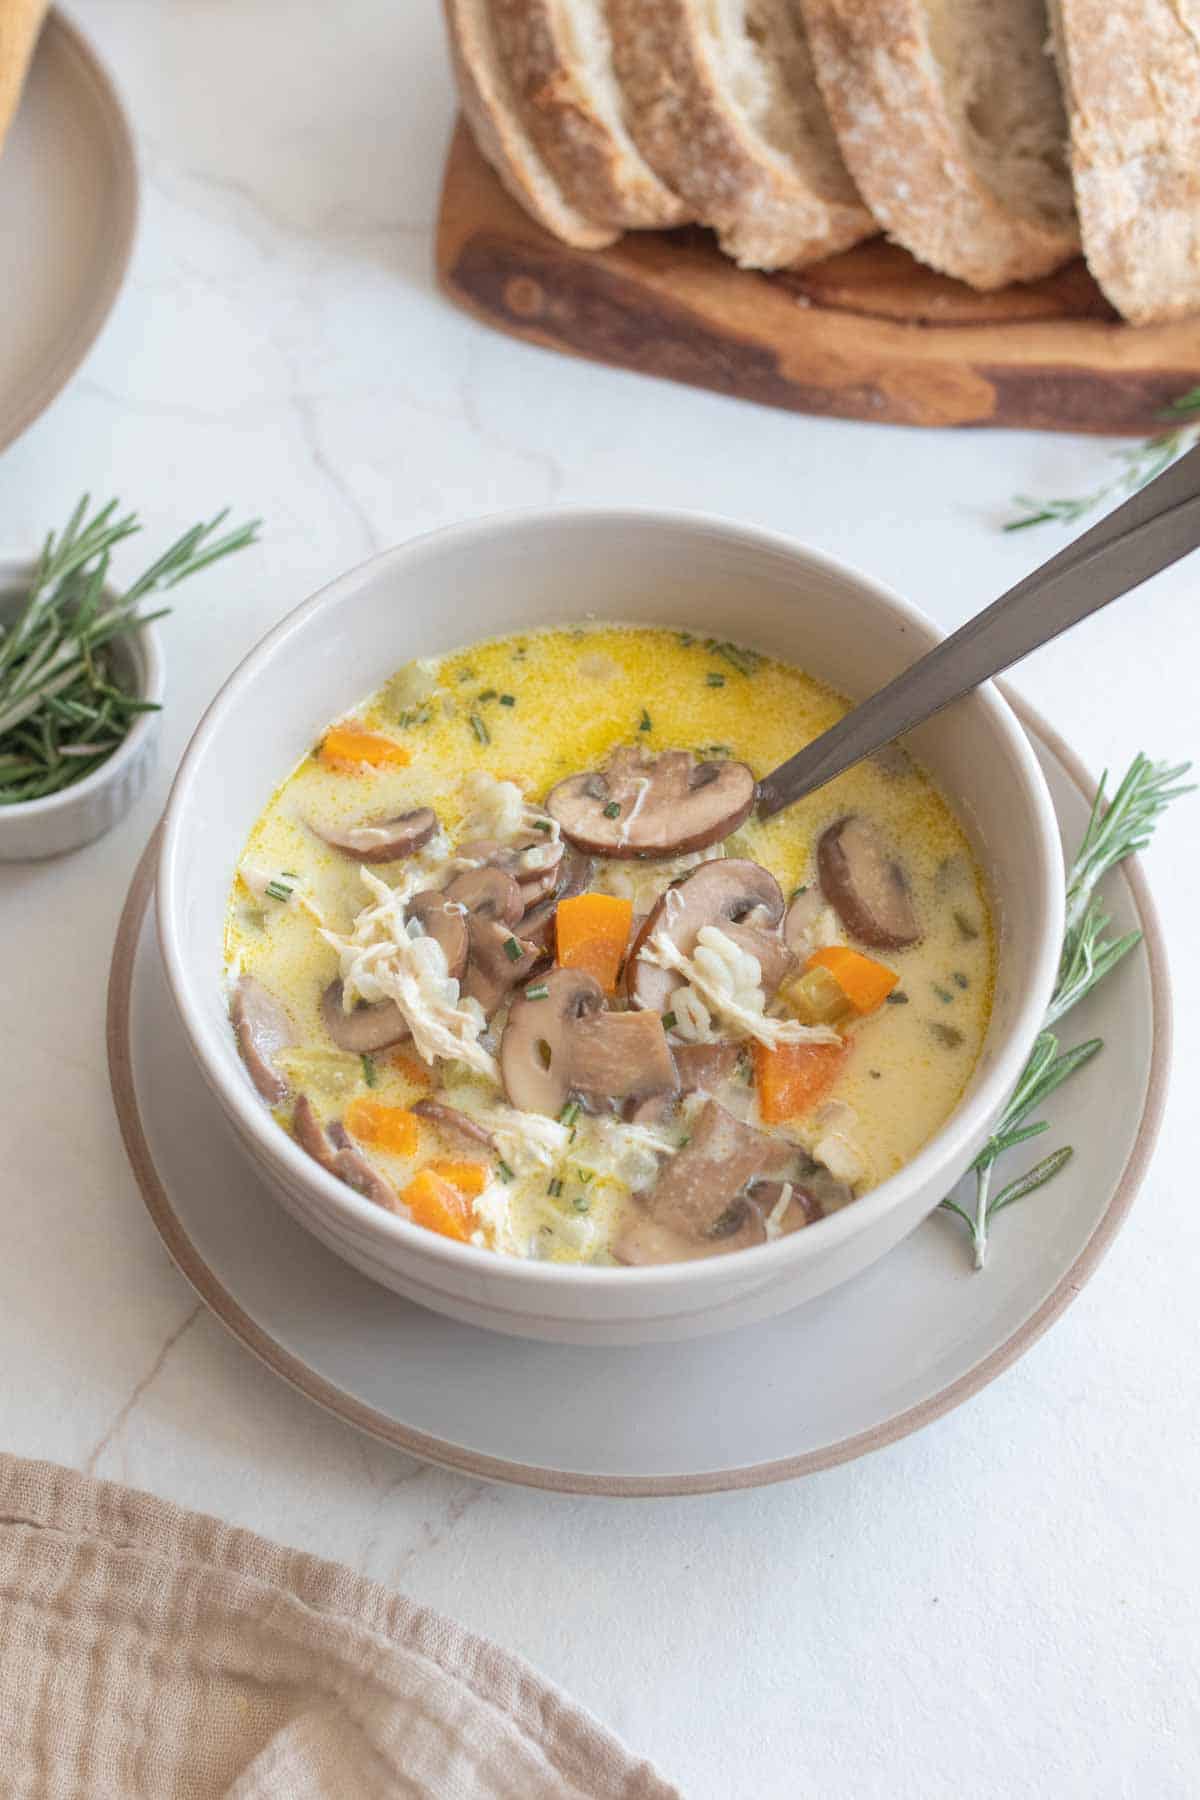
[158,507,1065,1290]
[0,555,165,821]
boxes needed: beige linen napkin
[0,1455,678,1799]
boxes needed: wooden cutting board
[437,119,1200,435]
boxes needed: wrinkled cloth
[0,1456,677,1799]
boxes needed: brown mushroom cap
[627,858,786,1013]
[231,976,294,1103]
[292,1096,398,1211]
[569,1010,677,1110]
[521,843,594,950]
[458,833,565,907]
[461,920,543,1018]
[641,1099,792,1240]
[500,967,603,1115]
[817,816,920,950]
[547,747,756,859]
[444,865,523,928]
[310,807,438,863]
[782,887,823,956]
[321,981,410,1054]
[411,1098,497,1154]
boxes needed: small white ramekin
[0,556,164,861]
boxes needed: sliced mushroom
[783,887,824,957]
[310,807,438,863]
[672,1042,743,1093]
[520,843,594,951]
[458,833,564,906]
[641,1099,792,1240]
[407,890,470,981]
[320,980,409,1054]
[718,922,795,998]
[817,816,920,950]
[500,967,603,1115]
[547,746,756,859]
[569,1010,677,1110]
[292,1096,397,1211]
[444,865,523,928]
[614,1203,766,1265]
[627,858,786,1014]
[411,1098,497,1154]
[461,919,543,1018]
[748,1178,824,1233]
[231,975,294,1104]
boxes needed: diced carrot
[555,892,634,993]
[426,1159,490,1198]
[753,1039,848,1124]
[318,724,412,771]
[388,1048,432,1087]
[805,945,898,1015]
[401,1168,474,1243]
[343,1097,420,1156]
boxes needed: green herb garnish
[707,639,763,676]
[603,800,621,819]
[525,983,549,1000]
[361,1054,378,1088]
[497,1160,514,1183]
[638,709,652,733]
[940,753,1191,1268]
[500,693,515,707]
[547,1177,563,1198]
[477,688,497,703]
[502,935,522,962]
[1005,388,1200,531]
[0,496,258,803]
[264,879,293,903]
[662,1010,677,1031]
[705,672,725,688]
[559,1100,580,1128]
[470,714,490,745]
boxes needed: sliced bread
[607,0,875,271]
[490,0,691,230]
[1049,0,1200,325]
[444,0,619,250]
[801,0,1078,290]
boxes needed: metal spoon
[757,441,1200,817]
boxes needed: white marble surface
[1,4,1197,1793]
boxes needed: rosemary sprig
[1005,388,1200,531]
[940,753,1191,1268]
[0,497,259,803]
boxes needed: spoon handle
[757,441,1200,818]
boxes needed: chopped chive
[706,672,725,688]
[503,935,523,962]
[662,1011,677,1031]
[497,1160,514,1182]
[264,880,293,902]
[280,870,298,878]
[886,990,909,1005]
[470,714,490,745]
[559,1100,581,1127]
[931,1021,964,1049]
[638,709,652,733]
[952,971,969,989]
[954,908,979,941]
[577,1168,595,1183]
[677,1135,691,1149]
[533,818,552,832]
[677,631,695,646]
[603,800,621,819]
[525,983,550,1000]
[933,983,954,1004]
[361,1054,378,1088]
[458,667,477,682]
[547,1177,564,1197]
[790,884,809,900]
[499,693,515,706]
[477,688,497,703]
[571,1193,591,1213]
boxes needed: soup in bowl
[159,511,1062,1344]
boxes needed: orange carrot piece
[426,1159,490,1199]
[388,1048,432,1087]
[318,724,412,771]
[555,892,634,993]
[806,945,898,1015]
[401,1168,474,1243]
[343,1097,420,1156]
[754,1040,848,1124]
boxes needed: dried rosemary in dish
[0,496,258,803]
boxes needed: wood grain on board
[436,119,1200,434]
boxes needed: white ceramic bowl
[0,557,163,861]
[158,510,1064,1346]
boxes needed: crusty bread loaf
[443,0,618,250]
[801,0,1078,290]
[491,0,690,230]
[0,1,48,159]
[1048,0,1200,325]
[607,0,874,271]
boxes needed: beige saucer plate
[106,699,1170,1496]
[0,10,137,454]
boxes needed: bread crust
[801,0,1078,290]
[492,0,690,229]
[444,0,618,250]
[608,0,874,270]
[1050,0,1200,324]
